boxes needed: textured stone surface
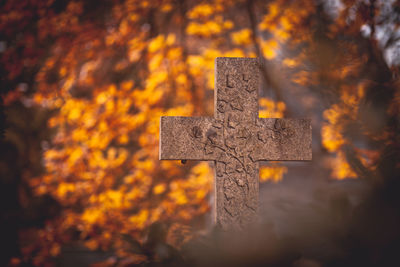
[159,57,312,230]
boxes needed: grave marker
[160,57,311,229]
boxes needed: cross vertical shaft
[213,58,261,228]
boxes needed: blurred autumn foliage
[0,0,399,266]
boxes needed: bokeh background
[0,0,399,266]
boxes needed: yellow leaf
[50,244,61,256]
[169,188,188,205]
[69,147,83,165]
[148,35,165,53]
[223,20,234,30]
[231,29,252,46]
[282,58,299,67]
[68,107,81,121]
[259,97,285,118]
[57,183,75,198]
[261,39,278,60]
[166,34,176,45]
[188,3,214,19]
[321,124,344,152]
[121,80,134,90]
[82,208,102,224]
[162,3,173,12]
[119,19,129,35]
[260,165,287,183]
[118,134,129,144]
[129,209,149,229]
[149,53,163,71]
[153,184,166,195]
[85,239,99,250]
[331,151,357,180]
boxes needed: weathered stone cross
[159,58,311,230]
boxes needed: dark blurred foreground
[165,153,399,267]
[48,153,399,267]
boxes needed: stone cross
[159,57,311,230]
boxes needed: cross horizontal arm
[250,118,312,161]
[159,116,215,161]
